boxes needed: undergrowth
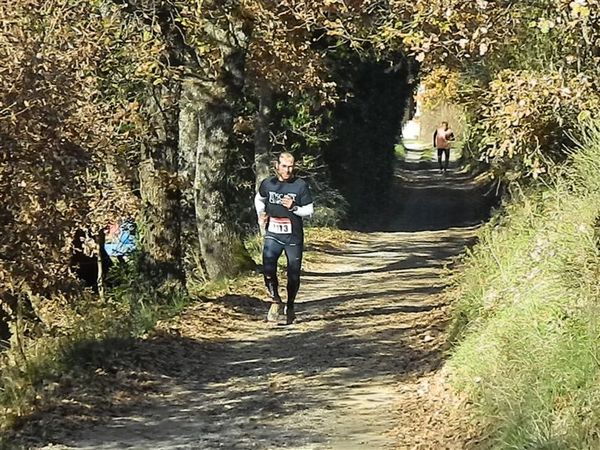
[0,259,189,442]
[0,226,353,444]
[447,122,600,449]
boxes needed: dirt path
[12,163,490,449]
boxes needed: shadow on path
[8,161,491,450]
[354,161,497,232]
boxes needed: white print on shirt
[268,192,297,205]
[268,217,292,234]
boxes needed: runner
[254,152,314,324]
[433,121,455,174]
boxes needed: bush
[308,185,349,227]
[474,70,600,179]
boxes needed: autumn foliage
[396,0,600,177]
[1,0,600,434]
[0,1,142,327]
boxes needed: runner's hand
[281,195,294,209]
[259,212,268,236]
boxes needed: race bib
[268,217,292,234]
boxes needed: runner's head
[276,152,295,182]
[441,121,449,130]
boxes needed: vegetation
[396,0,600,179]
[411,2,600,447]
[2,0,600,446]
[447,122,600,448]
[394,143,407,159]
[0,260,189,434]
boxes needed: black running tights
[262,238,303,306]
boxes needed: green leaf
[577,110,591,123]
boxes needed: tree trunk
[139,82,184,284]
[178,19,254,280]
[180,82,253,280]
[178,81,207,282]
[0,301,11,343]
[254,80,274,191]
[96,230,105,301]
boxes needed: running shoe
[267,301,283,322]
[285,305,296,325]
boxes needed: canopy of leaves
[0,0,142,314]
[383,0,600,178]
[5,0,597,332]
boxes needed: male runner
[254,152,314,324]
[433,121,455,173]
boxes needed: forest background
[1,0,599,447]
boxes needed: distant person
[433,121,455,174]
[254,152,314,325]
[104,219,136,263]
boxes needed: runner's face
[276,156,295,181]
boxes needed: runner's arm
[254,192,267,218]
[292,202,314,217]
[433,129,437,147]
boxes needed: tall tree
[253,80,274,191]
[176,1,255,279]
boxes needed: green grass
[422,147,434,161]
[395,143,407,159]
[447,122,600,449]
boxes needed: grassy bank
[447,123,600,449]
